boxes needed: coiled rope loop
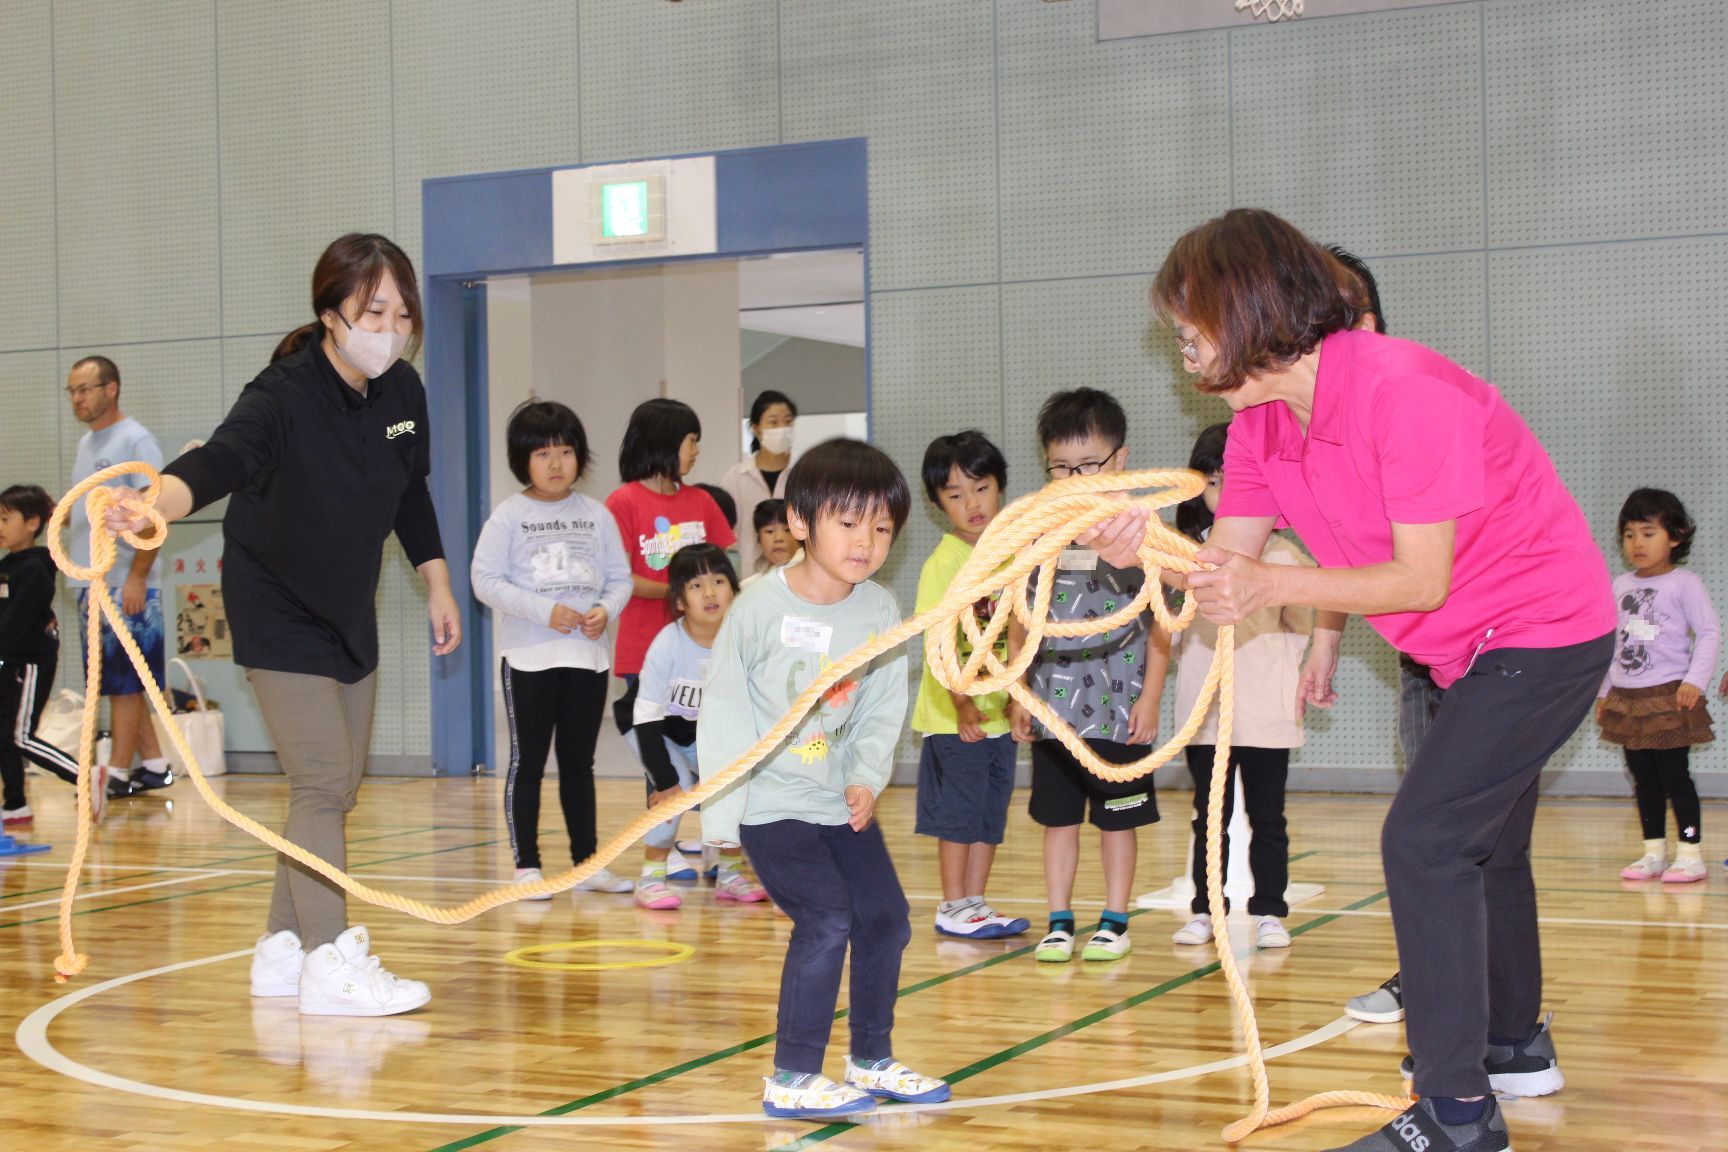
[47,461,1408,1143]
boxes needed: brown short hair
[1151,208,1362,394]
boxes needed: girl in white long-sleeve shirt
[471,401,634,897]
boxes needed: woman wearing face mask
[107,233,460,1017]
[721,390,797,576]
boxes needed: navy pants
[741,819,912,1073]
[1384,634,1611,1099]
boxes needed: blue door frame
[420,138,869,774]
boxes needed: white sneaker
[1620,852,1668,881]
[1172,914,1214,945]
[574,867,634,894]
[1,805,32,826]
[1254,916,1291,949]
[251,929,305,997]
[843,1056,952,1103]
[934,901,1031,939]
[514,867,554,902]
[90,767,111,824]
[298,926,431,1017]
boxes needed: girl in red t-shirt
[604,399,736,736]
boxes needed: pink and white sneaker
[1620,852,1668,881]
[1660,856,1708,884]
[634,875,682,910]
[714,871,768,903]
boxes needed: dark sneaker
[105,773,138,801]
[1345,971,1404,1023]
[1325,1096,1510,1152]
[130,766,175,791]
[1399,1012,1564,1098]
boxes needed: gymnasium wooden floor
[1,774,1721,1151]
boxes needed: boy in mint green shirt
[698,439,950,1122]
[912,432,1029,940]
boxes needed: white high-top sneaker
[298,926,430,1017]
[251,929,305,997]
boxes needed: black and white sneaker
[1345,971,1404,1023]
[130,766,175,792]
[1399,1012,1564,1098]
[1325,1097,1510,1152]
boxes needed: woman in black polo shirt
[114,233,459,1017]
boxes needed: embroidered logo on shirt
[385,420,417,440]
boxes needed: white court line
[1288,905,1728,933]
[0,872,235,914]
[14,948,1357,1127]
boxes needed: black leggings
[1184,745,1290,917]
[1626,746,1702,843]
[2,658,80,810]
[501,661,608,869]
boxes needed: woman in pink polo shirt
[1087,209,1613,1152]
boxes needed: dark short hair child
[1174,422,1229,543]
[1327,246,1386,334]
[696,483,738,531]
[619,398,701,483]
[0,485,55,536]
[920,430,1008,505]
[784,439,911,537]
[753,498,789,534]
[1036,388,1127,451]
[1618,488,1697,565]
[505,400,592,486]
[666,542,740,606]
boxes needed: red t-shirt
[604,481,736,675]
[1217,330,1614,688]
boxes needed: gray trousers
[248,668,377,950]
[1398,654,1445,763]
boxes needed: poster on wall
[176,583,231,660]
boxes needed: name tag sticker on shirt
[1627,620,1660,641]
[781,617,833,653]
[1057,548,1099,572]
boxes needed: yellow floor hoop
[503,939,696,973]
[46,460,1411,1144]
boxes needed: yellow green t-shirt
[912,533,1012,736]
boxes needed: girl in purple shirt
[1599,488,1721,883]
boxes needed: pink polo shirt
[1217,330,1614,688]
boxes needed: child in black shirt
[0,485,86,824]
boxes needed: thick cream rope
[47,460,1408,1143]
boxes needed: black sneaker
[1345,971,1404,1023]
[130,766,175,791]
[1325,1096,1510,1152]
[105,773,138,800]
[1399,1012,1564,1098]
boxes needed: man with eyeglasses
[65,355,173,804]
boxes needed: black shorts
[1028,738,1160,831]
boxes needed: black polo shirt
[163,339,445,683]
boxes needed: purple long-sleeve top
[1601,567,1721,697]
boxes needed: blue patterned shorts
[77,587,166,697]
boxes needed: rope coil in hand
[47,460,1408,1143]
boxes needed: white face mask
[759,426,795,455]
[332,314,408,380]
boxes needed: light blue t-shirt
[67,416,165,589]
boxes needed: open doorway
[477,246,865,776]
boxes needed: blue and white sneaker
[761,1072,877,1119]
[664,850,698,883]
[934,900,1030,939]
[843,1057,952,1103]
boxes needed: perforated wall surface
[4,0,1726,779]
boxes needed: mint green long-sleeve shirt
[697,568,909,847]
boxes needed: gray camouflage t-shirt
[1027,550,1149,742]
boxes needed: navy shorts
[78,587,166,697]
[1028,738,1160,831]
[915,733,1017,845]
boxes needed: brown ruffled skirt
[1600,681,1714,750]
